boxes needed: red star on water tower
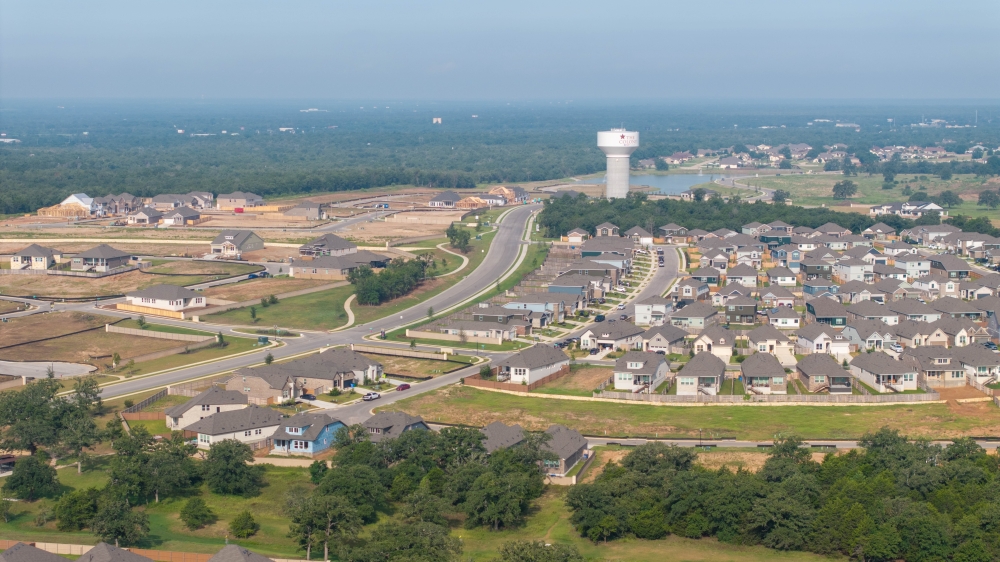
[620,134,625,139]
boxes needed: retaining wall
[107,324,213,342]
[351,343,448,360]
[405,329,503,346]
[115,303,187,319]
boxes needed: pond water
[578,173,737,195]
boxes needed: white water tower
[597,128,639,199]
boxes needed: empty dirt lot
[202,277,329,303]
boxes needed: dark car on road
[594,314,605,322]
[299,393,316,400]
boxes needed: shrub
[180,498,215,530]
[229,510,259,538]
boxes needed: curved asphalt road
[95,205,540,399]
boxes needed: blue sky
[2,0,998,100]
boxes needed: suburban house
[503,294,574,323]
[217,191,263,210]
[836,281,886,304]
[565,228,589,243]
[594,222,619,237]
[933,317,990,347]
[124,284,207,312]
[165,386,248,430]
[642,325,689,353]
[759,286,795,308]
[800,258,834,281]
[929,254,973,279]
[676,351,726,395]
[542,425,588,477]
[888,299,942,323]
[747,324,796,366]
[613,351,669,393]
[690,325,734,363]
[2,543,87,562]
[184,405,282,450]
[634,296,673,326]
[624,226,653,246]
[712,286,750,306]
[862,222,897,240]
[270,412,344,457]
[873,264,908,281]
[363,412,429,443]
[229,348,383,403]
[494,344,570,385]
[930,297,985,320]
[881,241,915,257]
[78,543,154,562]
[580,322,644,351]
[892,320,947,349]
[766,266,797,286]
[149,194,185,210]
[850,352,920,392]
[210,230,264,258]
[806,297,848,326]
[289,251,390,280]
[892,254,931,279]
[767,306,801,329]
[700,251,731,270]
[834,258,874,283]
[741,352,788,394]
[480,421,525,453]
[842,320,898,351]
[796,353,853,393]
[671,279,710,304]
[911,274,960,300]
[724,296,758,325]
[127,207,163,225]
[70,245,131,272]
[794,323,851,359]
[10,244,61,270]
[669,302,719,331]
[725,264,759,287]
[847,300,900,325]
[815,222,851,237]
[162,207,202,226]
[299,233,358,258]
[689,267,722,285]
[803,280,838,296]
[283,202,324,221]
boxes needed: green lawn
[126,418,170,435]
[112,336,262,379]
[116,319,215,336]
[389,385,1000,440]
[204,284,355,331]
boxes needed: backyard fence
[351,343,448,360]
[968,377,996,397]
[595,389,941,404]
[168,377,229,397]
[122,389,167,413]
[464,365,570,392]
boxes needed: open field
[144,261,260,276]
[200,277,329,302]
[387,385,1000,440]
[0,461,838,561]
[0,263,260,298]
[533,365,609,397]
[0,311,117,348]
[338,212,463,245]
[361,354,466,378]
[115,319,215,336]
[107,336,261,379]
[204,284,355,330]
[0,300,29,314]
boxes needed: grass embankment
[108,336,263,379]
[204,284,356,331]
[0,461,836,561]
[387,385,1000,440]
[116,319,215,336]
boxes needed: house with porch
[929,254,973,279]
[842,320,897,351]
[690,326,734,363]
[747,325,796,366]
[902,347,967,389]
[796,353,853,393]
[10,244,61,270]
[741,352,788,394]
[700,251,731,270]
[70,244,131,272]
[298,233,358,257]
[806,297,848,326]
[613,352,669,393]
[888,299,942,323]
[794,323,851,359]
[676,352,726,395]
[184,405,282,450]
[210,230,264,258]
[712,286,751,306]
[127,207,163,225]
[767,306,801,329]
[123,284,207,313]
[873,264,908,281]
[634,296,673,326]
[689,267,722,285]
[494,344,570,385]
[642,325,689,354]
[271,412,344,457]
[850,352,920,393]
[579,322,644,351]
[930,297,984,320]
[542,425,588,477]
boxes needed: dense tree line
[567,430,1000,561]
[538,192,918,238]
[347,257,429,306]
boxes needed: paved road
[96,205,540,399]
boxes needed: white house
[850,352,919,393]
[128,207,163,225]
[165,387,248,430]
[124,284,207,312]
[748,325,796,366]
[725,264,758,287]
[892,254,931,279]
[634,296,673,326]
[766,266,797,287]
[624,226,654,247]
[767,307,801,329]
[834,258,874,283]
[495,345,569,385]
[580,322,644,350]
[184,405,282,450]
[794,323,851,360]
[613,352,669,393]
[690,326,734,363]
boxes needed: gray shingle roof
[846,319,894,340]
[726,264,758,277]
[679,351,726,378]
[164,386,248,418]
[131,206,163,218]
[741,352,785,377]
[301,233,357,253]
[237,348,381,383]
[614,351,667,375]
[77,244,130,259]
[929,297,981,315]
[794,323,841,341]
[851,351,918,375]
[624,226,651,237]
[587,321,644,341]
[480,421,525,453]
[182,405,282,435]
[797,353,846,377]
[14,244,58,258]
[207,545,274,562]
[643,324,689,343]
[497,345,569,371]
[126,284,201,300]
[929,254,971,271]
[847,300,896,318]
[543,424,587,461]
[363,411,427,442]
[748,324,790,343]
[672,302,718,319]
[273,411,342,442]
[430,191,462,203]
[211,230,260,247]
[766,266,795,278]
[0,543,67,562]
[167,206,201,218]
[78,543,153,562]
[809,297,847,318]
[638,295,673,306]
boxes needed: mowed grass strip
[387,385,1000,440]
[205,284,356,330]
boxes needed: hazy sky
[2,0,998,100]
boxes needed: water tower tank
[597,129,639,199]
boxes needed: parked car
[299,393,316,400]
[619,314,628,320]
[362,392,381,401]
[396,384,411,391]
[589,348,600,355]
[888,344,903,353]
[616,304,626,310]
[654,350,666,355]
[259,271,271,278]
[247,273,259,279]
[594,314,605,322]
[984,341,999,352]
[599,298,606,304]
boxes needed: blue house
[803,280,839,296]
[271,412,344,457]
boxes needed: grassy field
[387,385,1000,440]
[113,336,263,378]
[116,319,215,336]
[200,277,330,303]
[204,284,355,331]
[361,354,468,377]
[0,300,29,314]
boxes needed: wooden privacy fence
[595,390,942,404]
[351,343,448,360]
[122,389,167,413]
[968,377,996,397]
[107,324,214,342]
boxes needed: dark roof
[77,244,130,259]
[816,222,849,233]
[864,222,895,233]
[78,543,153,562]
[696,326,733,346]
[847,300,896,318]
[218,191,262,200]
[851,351,917,375]
[767,306,800,319]
[211,230,260,247]
[679,351,726,377]
[808,297,847,318]
[672,302,718,319]
[929,297,981,315]
[741,352,785,377]
[126,284,201,300]
[362,411,427,442]
[766,266,795,278]
[760,286,795,299]
[797,353,846,377]
[643,324,689,343]
[624,226,651,237]
[131,206,163,218]
[614,351,667,375]
[543,425,587,461]
[690,267,722,277]
[873,264,906,275]
[595,222,618,230]
[273,411,343,441]
[480,421,525,453]
[637,295,673,306]
[0,544,66,562]
[887,299,937,316]
[726,296,758,307]
[748,324,790,343]
[497,345,569,371]
[726,264,758,277]
[845,319,895,340]
[301,233,357,252]
[165,386,248,418]
[237,348,382,383]
[182,405,282,435]
[207,545,274,562]
[167,206,201,218]
[587,321,644,341]
[14,244,58,258]
[794,323,841,341]
[929,254,972,272]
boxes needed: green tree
[938,190,962,208]
[179,497,216,530]
[147,433,197,502]
[464,472,531,530]
[308,460,328,484]
[54,487,99,531]
[136,315,146,329]
[588,515,620,544]
[978,190,1000,209]
[107,425,154,503]
[229,510,259,538]
[832,180,858,199]
[940,167,953,180]
[772,189,790,203]
[0,377,65,455]
[2,455,59,501]
[203,440,266,497]
[268,294,278,305]
[446,223,472,252]
[654,158,669,171]
[427,306,434,319]
[338,522,461,562]
[0,498,14,524]
[493,540,584,562]
[401,487,450,526]
[91,494,149,547]
[250,306,257,321]
[779,159,792,169]
[61,410,100,474]
[265,352,274,365]
[260,297,270,308]
[310,495,362,561]
[111,352,121,369]
[692,188,707,202]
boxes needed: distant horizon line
[2,97,999,106]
